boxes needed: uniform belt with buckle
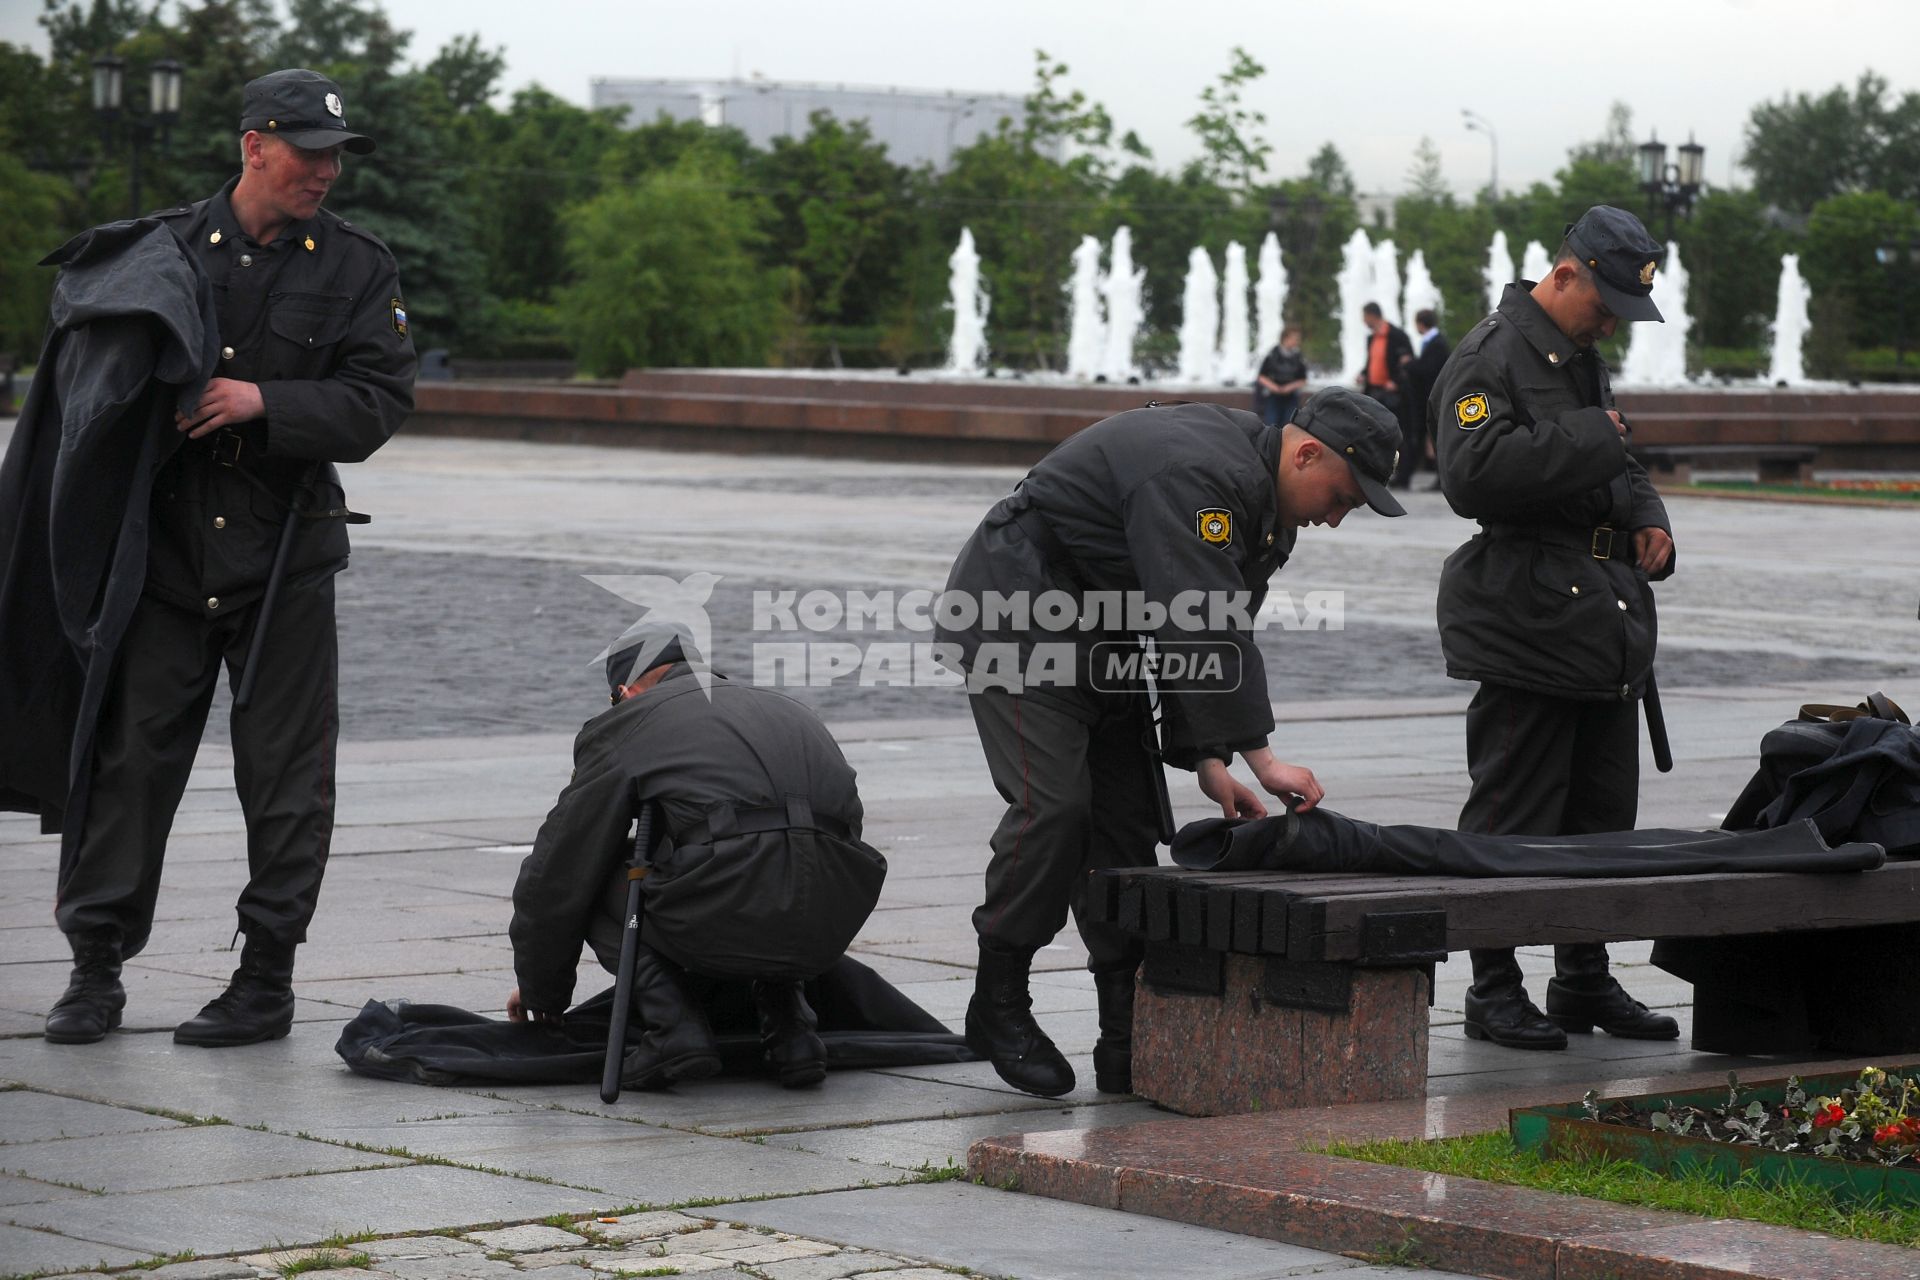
[1590,525,1615,560]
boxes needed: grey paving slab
[310,1110,915,1204]
[725,1182,1385,1280]
[0,1221,154,1274]
[144,1261,259,1280]
[758,1100,1164,1171]
[0,1091,185,1145]
[0,1124,407,1193]
[0,1172,89,1207]
[756,1253,920,1280]
[2,1163,601,1255]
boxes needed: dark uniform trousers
[968,690,1159,972]
[55,579,338,959]
[1459,682,1639,993]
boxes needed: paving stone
[708,1238,838,1265]
[658,1228,778,1255]
[506,1267,598,1280]
[591,1211,710,1242]
[0,1171,91,1206]
[503,1249,608,1269]
[238,1247,367,1269]
[379,1257,524,1280]
[585,1254,734,1274]
[146,1260,262,1280]
[464,1224,590,1252]
[757,1254,918,1280]
[361,1236,487,1260]
[0,1124,407,1193]
[0,1221,154,1274]
[0,1090,185,1145]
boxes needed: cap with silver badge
[239,68,374,154]
[1292,386,1406,517]
[1563,205,1665,323]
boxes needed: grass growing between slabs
[1318,1130,1920,1249]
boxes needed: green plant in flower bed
[1587,1067,1920,1166]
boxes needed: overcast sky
[5,0,1913,194]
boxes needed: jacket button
[1616,598,1627,610]
[1570,585,1581,595]
[240,254,253,267]
[1620,684,1632,699]
[213,516,226,529]
[221,346,235,360]
[207,597,220,610]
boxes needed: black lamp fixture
[91,53,184,217]
[1636,130,1705,243]
[1267,190,1328,262]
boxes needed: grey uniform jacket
[1430,283,1675,701]
[146,176,415,614]
[938,402,1297,766]
[509,668,868,1014]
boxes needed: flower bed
[1511,1066,1920,1206]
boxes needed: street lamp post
[1636,130,1705,243]
[1877,238,1920,368]
[92,54,184,218]
[1267,191,1328,263]
[1461,109,1498,200]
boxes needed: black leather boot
[1545,942,1679,1040]
[45,930,126,1044]
[175,934,296,1047]
[620,949,722,1090]
[751,980,826,1089]
[1090,966,1136,1095]
[966,943,1074,1098]
[1462,947,1565,1050]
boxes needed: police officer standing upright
[938,389,1407,1097]
[43,69,415,1046]
[1429,206,1677,1050]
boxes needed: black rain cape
[336,955,975,1086]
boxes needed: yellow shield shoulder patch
[1455,393,1490,430]
[1196,508,1232,546]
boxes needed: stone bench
[1085,859,1920,1116]
[1630,441,1818,486]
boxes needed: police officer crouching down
[1430,205,1679,1050]
[506,624,887,1090]
[940,389,1407,1098]
[40,69,414,1047]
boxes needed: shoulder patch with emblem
[390,298,408,338]
[1455,392,1490,429]
[1196,508,1232,546]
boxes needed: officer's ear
[1549,260,1583,293]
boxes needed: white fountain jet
[1402,250,1441,329]
[1177,247,1220,383]
[1216,241,1253,384]
[1620,242,1693,387]
[945,227,990,375]
[1767,253,1813,386]
[1334,228,1374,383]
[1483,229,1515,314]
[1064,234,1105,380]
[1254,231,1287,359]
[1520,239,1552,287]
[1099,226,1144,381]
[1369,238,1403,332]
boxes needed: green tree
[755,111,912,327]
[1304,142,1355,200]
[1743,72,1920,213]
[1186,46,1269,192]
[1679,189,1788,351]
[1405,136,1447,201]
[556,147,787,374]
[0,152,68,359]
[1800,189,1920,353]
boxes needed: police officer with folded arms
[43,70,415,1047]
[1429,205,1678,1051]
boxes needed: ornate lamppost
[1636,131,1705,242]
[92,54,184,218]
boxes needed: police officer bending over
[507,624,886,1090]
[1430,205,1678,1051]
[938,389,1407,1098]
[44,70,415,1047]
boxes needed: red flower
[1813,1104,1846,1127]
[1874,1124,1904,1144]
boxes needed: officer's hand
[506,987,563,1026]
[1633,526,1674,575]
[1243,747,1324,812]
[1196,757,1266,820]
[1605,409,1627,439]
[177,377,266,438]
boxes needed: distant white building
[589,77,1031,171]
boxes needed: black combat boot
[1090,966,1136,1095]
[1462,947,1566,1051]
[174,934,296,1047]
[751,980,827,1089]
[1546,944,1679,1040]
[620,949,722,1090]
[966,943,1074,1098]
[45,929,126,1045]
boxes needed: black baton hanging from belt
[1138,637,1176,845]
[1644,668,1673,773]
[601,800,658,1104]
